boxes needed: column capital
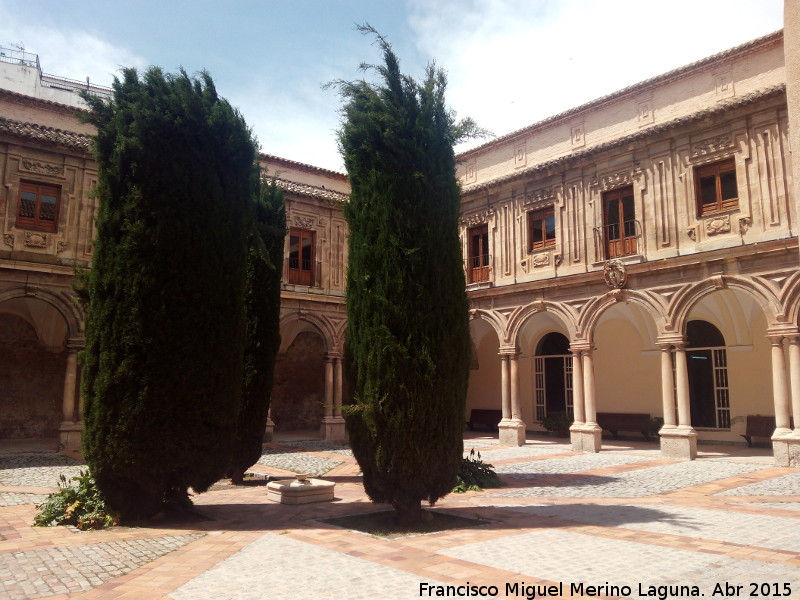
[656,335,685,349]
[767,326,800,340]
[498,346,519,357]
[325,351,344,361]
[569,341,594,353]
[66,338,85,351]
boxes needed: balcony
[594,220,642,260]
[284,257,322,287]
[465,254,492,285]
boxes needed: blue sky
[0,0,785,172]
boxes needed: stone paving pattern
[0,437,798,599]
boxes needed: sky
[0,0,785,173]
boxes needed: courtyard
[0,434,798,599]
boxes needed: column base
[659,426,697,460]
[263,417,275,443]
[570,423,602,453]
[772,429,800,467]
[498,419,526,446]
[321,416,347,442]
[58,421,83,460]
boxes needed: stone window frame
[694,157,739,217]
[527,206,556,253]
[17,181,61,233]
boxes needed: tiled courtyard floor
[1,434,798,599]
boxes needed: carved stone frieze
[692,134,733,158]
[294,216,316,229]
[460,208,494,227]
[592,164,641,190]
[524,187,553,206]
[20,159,64,177]
[23,231,47,248]
[603,259,627,289]
[2,234,13,247]
[705,214,732,236]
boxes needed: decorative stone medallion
[603,259,627,289]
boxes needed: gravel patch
[281,440,354,457]
[256,450,343,476]
[717,471,800,496]
[0,492,49,506]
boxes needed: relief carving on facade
[637,99,654,126]
[513,144,526,168]
[531,252,550,268]
[570,123,585,149]
[738,216,752,235]
[692,134,734,158]
[464,160,477,184]
[705,214,732,236]
[3,234,13,247]
[553,253,563,267]
[523,187,553,206]
[592,164,641,190]
[294,216,316,229]
[20,159,64,177]
[57,241,68,253]
[23,231,47,248]
[686,227,697,241]
[460,208,494,227]
[603,259,627,289]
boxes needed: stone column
[321,352,346,442]
[264,407,275,442]
[569,344,601,452]
[58,344,83,457]
[769,335,798,466]
[660,345,677,429]
[569,349,590,451]
[498,349,525,446]
[660,342,697,460]
[788,336,800,434]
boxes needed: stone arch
[577,289,668,343]
[507,300,578,349]
[279,311,337,354]
[469,308,507,344]
[668,275,782,335]
[779,269,800,326]
[0,286,83,343]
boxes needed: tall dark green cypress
[229,176,285,484]
[80,67,257,519]
[335,28,473,524]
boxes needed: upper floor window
[17,182,60,232]
[528,208,555,252]
[695,158,738,216]
[288,228,315,286]
[603,186,637,259]
[468,224,490,283]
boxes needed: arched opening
[0,311,66,438]
[534,332,572,421]
[271,330,326,435]
[466,318,501,415]
[686,319,729,429]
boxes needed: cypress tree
[334,27,477,525]
[80,67,257,519]
[229,176,285,484]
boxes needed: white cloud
[407,0,784,144]
[0,2,146,87]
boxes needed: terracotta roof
[275,177,348,203]
[458,30,784,159]
[0,115,91,150]
[462,85,786,194]
[259,152,346,179]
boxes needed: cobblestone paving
[748,502,800,511]
[256,448,344,476]
[494,452,650,477]
[500,503,800,552]
[718,471,800,496]
[465,444,573,462]
[487,459,758,498]
[0,453,84,487]
[0,534,202,600]
[0,492,49,506]
[439,528,800,597]
[283,439,354,456]
[171,532,459,600]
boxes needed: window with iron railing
[528,207,556,252]
[467,224,490,283]
[602,186,637,258]
[287,228,316,286]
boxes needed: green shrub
[33,470,119,530]
[453,449,503,493]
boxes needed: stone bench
[596,412,652,441]
[466,409,502,432]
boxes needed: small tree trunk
[394,500,425,527]
[229,468,245,485]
